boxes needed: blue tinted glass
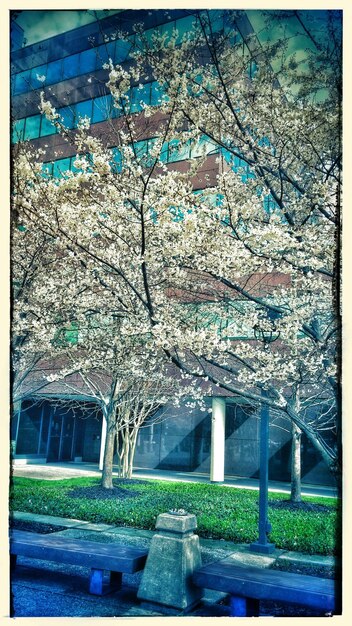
[175,16,196,43]
[114,39,132,63]
[24,115,41,140]
[241,165,250,182]
[96,42,114,67]
[131,83,151,113]
[53,158,71,178]
[205,10,223,33]
[40,115,57,137]
[92,95,111,122]
[59,106,75,129]
[248,60,258,78]
[63,53,80,79]
[130,87,139,113]
[135,140,147,159]
[106,41,115,61]
[224,17,239,44]
[31,65,47,88]
[46,60,62,84]
[190,134,218,158]
[110,98,120,118]
[151,81,164,105]
[14,70,31,95]
[11,119,25,143]
[233,156,241,171]
[140,83,151,106]
[41,162,53,178]
[71,156,82,173]
[144,26,160,45]
[145,138,158,166]
[80,48,97,73]
[134,139,155,167]
[111,147,122,172]
[75,100,92,125]
[159,141,169,163]
[168,139,190,162]
[160,21,176,42]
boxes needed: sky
[13,8,341,50]
[13,9,121,47]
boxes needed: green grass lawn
[10,476,341,556]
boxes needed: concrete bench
[193,559,338,616]
[10,530,148,596]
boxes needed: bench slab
[10,530,148,595]
[193,560,337,615]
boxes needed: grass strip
[10,476,341,556]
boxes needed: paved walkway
[12,461,339,498]
[10,511,338,618]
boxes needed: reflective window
[92,95,111,122]
[59,106,75,129]
[75,100,92,125]
[31,64,47,88]
[151,81,164,105]
[175,15,196,43]
[134,138,157,167]
[143,26,160,46]
[15,406,42,455]
[203,10,224,34]
[160,20,176,42]
[80,48,97,73]
[96,42,115,67]
[46,59,63,84]
[63,53,80,79]
[190,135,217,158]
[53,158,71,178]
[135,139,148,160]
[71,156,83,173]
[14,70,31,95]
[111,147,122,172]
[40,115,57,137]
[41,162,54,178]
[131,83,151,113]
[114,39,132,63]
[159,141,169,163]
[168,139,190,162]
[39,415,50,455]
[24,115,41,140]
[11,119,25,143]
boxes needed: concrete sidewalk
[10,511,339,618]
[12,461,339,498]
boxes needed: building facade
[11,395,334,486]
[11,9,336,487]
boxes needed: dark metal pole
[249,390,275,554]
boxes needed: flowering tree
[11,174,77,404]
[46,329,182,488]
[12,146,202,488]
[12,9,341,490]
[131,9,341,483]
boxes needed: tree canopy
[11,9,342,476]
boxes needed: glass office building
[10,9,336,486]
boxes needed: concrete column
[210,397,226,482]
[99,415,107,471]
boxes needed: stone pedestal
[137,511,203,613]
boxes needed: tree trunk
[290,421,302,502]
[116,424,140,479]
[128,428,139,479]
[285,401,337,473]
[101,409,116,489]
